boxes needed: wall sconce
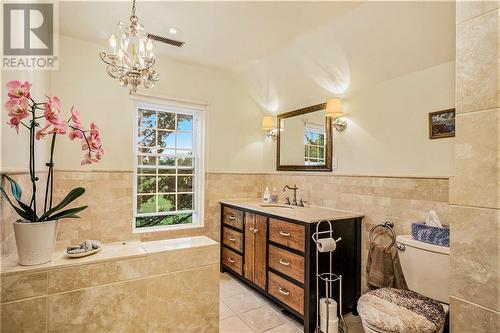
[326,98,347,132]
[262,116,278,140]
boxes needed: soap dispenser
[271,187,278,203]
[263,186,270,202]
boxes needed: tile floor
[219,273,364,333]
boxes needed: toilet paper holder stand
[312,220,348,333]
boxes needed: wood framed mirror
[276,103,332,172]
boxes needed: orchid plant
[1,80,104,222]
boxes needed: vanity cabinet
[220,202,363,333]
[244,212,267,290]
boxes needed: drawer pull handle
[228,215,236,220]
[253,228,259,234]
[278,288,290,296]
[228,258,235,263]
[228,237,236,242]
[279,231,291,237]
[279,259,290,266]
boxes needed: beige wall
[49,36,265,174]
[450,2,499,331]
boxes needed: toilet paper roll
[320,298,337,320]
[320,317,338,333]
[316,238,337,252]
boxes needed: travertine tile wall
[50,171,263,249]
[31,170,448,294]
[0,172,48,257]
[262,173,449,291]
[450,2,500,330]
[2,170,449,298]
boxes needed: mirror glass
[277,104,332,171]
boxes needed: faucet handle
[284,197,291,205]
[298,199,308,207]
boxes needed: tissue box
[411,223,449,247]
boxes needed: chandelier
[99,0,159,93]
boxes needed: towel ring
[369,220,396,249]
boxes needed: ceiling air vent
[147,33,185,48]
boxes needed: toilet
[358,235,450,333]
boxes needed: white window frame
[304,122,326,165]
[132,99,205,233]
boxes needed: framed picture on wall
[429,108,455,139]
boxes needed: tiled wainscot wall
[0,171,448,292]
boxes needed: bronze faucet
[282,184,299,206]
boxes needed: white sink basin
[259,204,295,210]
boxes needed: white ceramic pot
[13,219,59,266]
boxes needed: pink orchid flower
[6,117,20,133]
[95,146,104,161]
[80,153,93,165]
[35,124,51,140]
[5,97,30,120]
[44,95,63,126]
[48,121,68,135]
[81,122,102,150]
[70,106,82,125]
[6,80,31,99]
[68,128,84,140]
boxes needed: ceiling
[59,1,455,112]
[59,1,362,69]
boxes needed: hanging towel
[366,242,394,290]
[392,247,408,290]
[366,241,408,290]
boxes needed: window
[133,100,204,231]
[304,123,326,166]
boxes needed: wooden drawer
[222,207,244,230]
[222,248,243,275]
[223,227,243,253]
[269,245,304,283]
[269,218,305,252]
[268,272,304,315]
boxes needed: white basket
[13,220,59,266]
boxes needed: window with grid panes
[134,101,204,231]
[304,125,326,166]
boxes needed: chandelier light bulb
[108,34,117,53]
[146,38,153,52]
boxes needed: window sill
[132,222,204,234]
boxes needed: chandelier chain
[130,0,138,24]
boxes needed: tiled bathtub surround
[451,1,500,330]
[0,236,219,333]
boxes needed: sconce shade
[262,116,275,130]
[326,98,343,119]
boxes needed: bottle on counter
[263,186,271,202]
[271,187,278,203]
